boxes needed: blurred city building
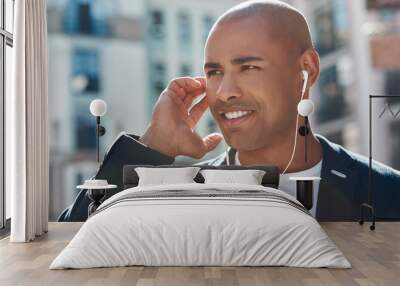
[291,0,400,170]
[365,0,400,168]
[47,0,400,220]
[47,0,147,220]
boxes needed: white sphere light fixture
[297,99,314,117]
[90,99,107,117]
[89,99,108,163]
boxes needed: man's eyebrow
[231,56,264,65]
[204,56,264,69]
[204,62,222,69]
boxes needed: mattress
[50,183,351,269]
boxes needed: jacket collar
[217,134,355,168]
[315,134,359,220]
[216,134,359,220]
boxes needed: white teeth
[224,110,252,120]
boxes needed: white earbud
[282,70,314,174]
[297,98,314,116]
[297,70,313,116]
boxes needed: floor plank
[0,222,399,286]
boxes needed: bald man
[59,0,400,222]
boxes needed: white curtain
[9,0,49,242]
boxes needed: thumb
[202,133,223,152]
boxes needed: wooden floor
[0,222,399,286]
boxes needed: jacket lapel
[211,135,359,221]
[316,135,359,221]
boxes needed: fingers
[167,91,189,115]
[183,132,223,159]
[182,76,207,109]
[194,76,206,87]
[168,77,204,96]
[167,77,206,112]
[202,133,223,153]
[187,95,209,128]
[183,89,205,109]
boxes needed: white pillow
[200,169,266,185]
[135,167,200,186]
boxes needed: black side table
[289,176,321,210]
[77,180,117,217]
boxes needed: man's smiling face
[204,17,303,151]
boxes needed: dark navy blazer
[58,132,400,222]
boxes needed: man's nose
[216,74,242,102]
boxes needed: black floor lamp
[78,99,116,216]
[359,94,400,230]
[89,99,107,163]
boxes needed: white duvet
[50,183,351,269]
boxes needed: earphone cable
[281,87,306,175]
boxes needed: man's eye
[241,65,259,71]
[206,70,223,77]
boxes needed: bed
[50,165,350,269]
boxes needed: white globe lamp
[89,99,107,163]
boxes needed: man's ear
[300,48,320,90]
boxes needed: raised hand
[139,77,223,159]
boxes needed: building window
[75,107,96,150]
[180,64,192,77]
[149,10,165,40]
[1,0,15,229]
[313,0,348,56]
[385,71,400,105]
[63,0,109,37]
[316,65,347,123]
[151,61,166,96]
[177,12,191,49]
[149,61,166,110]
[72,48,100,93]
[367,0,400,10]
[203,15,215,43]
